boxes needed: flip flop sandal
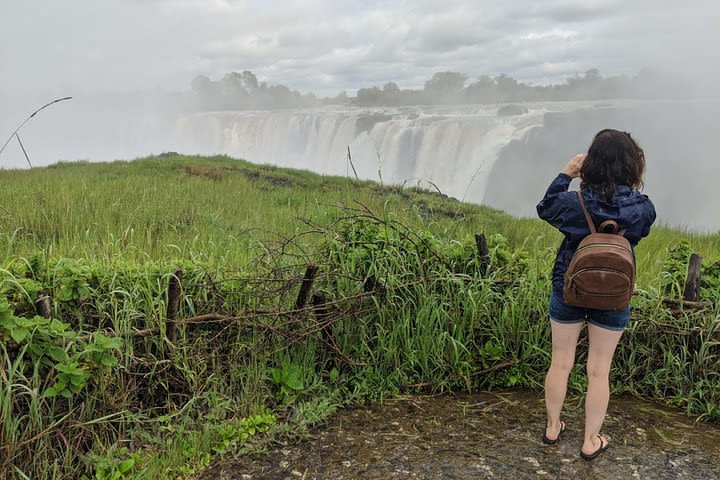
[542,421,566,445]
[580,434,610,460]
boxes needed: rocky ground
[201,392,720,479]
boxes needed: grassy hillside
[0,155,717,479]
[0,155,717,283]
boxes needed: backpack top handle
[599,220,620,234]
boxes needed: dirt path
[203,392,720,479]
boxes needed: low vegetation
[0,155,717,479]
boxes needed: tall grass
[0,155,717,274]
[0,155,717,478]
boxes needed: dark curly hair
[580,129,645,203]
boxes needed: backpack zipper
[570,267,632,282]
[572,284,632,297]
[574,243,632,254]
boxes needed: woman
[536,129,656,460]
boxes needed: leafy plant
[83,447,139,480]
[271,362,305,404]
[1,277,42,307]
[213,410,276,455]
[44,361,90,398]
[700,260,720,303]
[82,334,124,369]
[659,241,719,303]
[475,340,503,368]
[55,271,92,302]
[660,241,693,298]
[0,299,73,365]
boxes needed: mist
[1,1,718,231]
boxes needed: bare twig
[346,146,359,180]
[662,299,711,310]
[15,133,32,168]
[400,177,447,200]
[0,96,73,158]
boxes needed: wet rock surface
[204,392,720,479]
[497,104,529,116]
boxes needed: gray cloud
[1,0,718,98]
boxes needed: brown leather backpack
[563,191,635,311]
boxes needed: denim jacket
[537,173,657,297]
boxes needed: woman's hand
[562,153,586,178]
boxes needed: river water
[201,392,720,479]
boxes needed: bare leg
[545,320,584,441]
[582,323,624,454]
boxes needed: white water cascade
[176,105,546,203]
[2,95,713,230]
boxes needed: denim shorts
[548,292,630,331]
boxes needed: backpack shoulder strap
[576,190,596,234]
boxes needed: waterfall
[2,95,713,230]
[176,106,546,203]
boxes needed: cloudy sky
[1,0,719,97]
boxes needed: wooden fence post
[475,233,490,276]
[311,292,329,322]
[166,269,183,342]
[683,253,702,302]
[363,275,386,297]
[294,264,319,310]
[313,291,338,359]
[35,291,52,319]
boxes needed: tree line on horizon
[190,68,687,110]
[191,71,318,110]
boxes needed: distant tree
[329,91,350,105]
[424,72,466,102]
[472,75,493,88]
[241,70,259,91]
[191,74,219,108]
[383,82,401,94]
[191,66,683,110]
[584,68,601,81]
[465,75,494,103]
[493,74,526,101]
[191,74,213,95]
[268,84,293,105]
[356,86,383,106]
[190,70,319,110]
[381,82,401,104]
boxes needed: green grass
[1,155,717,278]
[0,155,718,479]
